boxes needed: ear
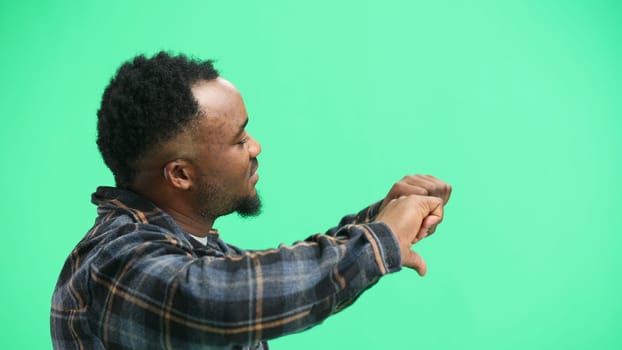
[162,159,195,190]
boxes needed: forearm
[325,200,383,236]
[90,223,400,347]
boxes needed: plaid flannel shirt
[51,186,401,349]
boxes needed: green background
[1,0,620,348]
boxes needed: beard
[234,193,262,217]
[195,175,262,220]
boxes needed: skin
[376,175,452,276]
[130,77,452,276]
[131,77,261,237]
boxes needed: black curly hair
[97,51,219,187]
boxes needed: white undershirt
[188,234,208,246]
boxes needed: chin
[236,193,262,217]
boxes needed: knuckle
[412,186,428,195]
[401,176,414,185]
[396,181,409,189]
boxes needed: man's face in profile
[188,78,263,219]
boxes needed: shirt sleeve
[87,219,401,348]
[325,200,383,236]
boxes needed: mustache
[250,159,259,174]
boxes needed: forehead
[191,77,245,119]
[190,77,248,137]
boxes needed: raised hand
[375,195,444,276]
[379,175,451,237]
[380,174,452,210]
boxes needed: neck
[155,204,215,237]
[130,180,215,237]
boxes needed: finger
[414,215,442,243]
[381,183,428,211]
[401,175,436,193]
[406,175,450,204]
[402,175,451,204]
[413,225,437,243]
[402,250,427,276]
[392,182,429,197]
[423,175,452,204]
[427,197,445,220]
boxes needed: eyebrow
[235,118,249,138]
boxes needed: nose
[248,134,262,158]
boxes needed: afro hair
[96,51,219,187]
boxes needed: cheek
[220,154,251,181]
[200,146,250,184]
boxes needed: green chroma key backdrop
[1,0,620,348]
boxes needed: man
[51,52,451,349]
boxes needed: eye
[238,136,249,145]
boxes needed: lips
[250,159,259,178]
